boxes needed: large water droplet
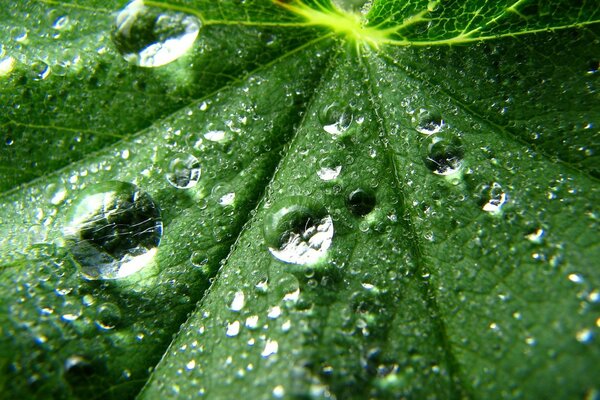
[319,102,353,136]
[263,197,334,265]
[424,136,463,175]
[112,0,201,68]
[165,153,201,189]
[65,181,162,279]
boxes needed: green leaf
[1,0,598,399]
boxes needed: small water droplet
[185,360,196,370]
[273,385,285,398]
[576,328,594,344]
[320,102,353,136]
[64,181,162,279]
[219,192,236,206]
[226,320,240,337]
[64,356,97,387]
[53,15,70,30]
[525,228,544,243]
[230,291,245,312]
[267,306,282,319]
[480,182,507,214]
[317,165,342,181]
[165,153,201,189]
[424,136,463,175]
[95,302,121,330]
[0,56,16,77]
[347,188,376,216]
[245,315,259,329]
[261,339,278,358]
[112,0,201,68]
[414,108,444,135]
[263,197,334,265]
[204,130,228,142]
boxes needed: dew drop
[226,320,240,337]
[165,153,201,189]
[347,188,376,216]
[480,182,507,214]
[261,339,278,358]
[414,108,444,135]
[64,181,162,280]
[317,165,341,181]
[230,291,245,312]
[204,130,228,142]
[112,0,201,68]
[95,302,122,330]
[263,197,334,265]
[64,356,97,387]
[319,102,353,136]
[53,16,70,30]
[424,136,463,175]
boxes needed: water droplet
[576,328,594,344]
[185,360,196,370]
[53,15,70,30]
[480,182,507,214]
[165,153,201,189]
[64,181,162,280]
[30,60,51,81]
[219,192,236,206]
[112,0,201,68]
[95,302,121,330]
[230,291,245,312]
[245,315,259,329]
[347,188,376,216]
[267,306,282,319]
[204,130,228,142]
[568,273,584,284]
[414,108,444,135]
[261,339,278,358]
[0,56,16,77]
[64,356,97,387]
[424,136,463,175]
[226,320,240,337]
[525,228,544,243]
[273,385,285,398]
[319,102,353,136]
[317,165,342,181]
[263,197,334,265]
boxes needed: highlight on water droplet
[165,153,201,189]
[319,102,353,136]
[263,197,334,265]
[112,0,201,68]
[424,135,463,175]
[64,181,162,280]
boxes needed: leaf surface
[0,0,598,399]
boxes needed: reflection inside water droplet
[165,153,201,189]
[112,0,201,68]
[264,198,334,265]
[64,181,162,279]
